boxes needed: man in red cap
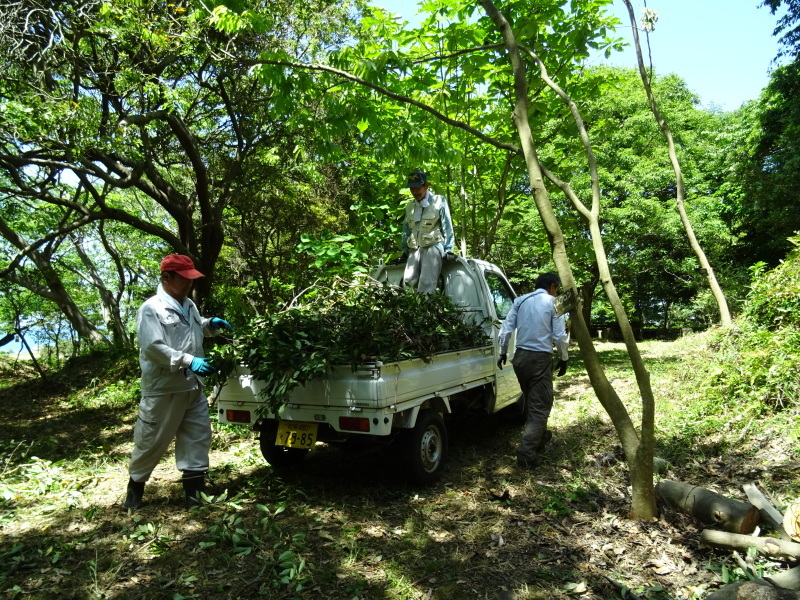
[123,254,233,510]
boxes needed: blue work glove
[497,354,507,370]
[190,357,214,376]
[210,317,232,331]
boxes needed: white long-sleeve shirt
[498,289,569,360]
[136,285,216,396]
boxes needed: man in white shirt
[400,170,455,294]
[497,272,569,468]
[123,254,232,510]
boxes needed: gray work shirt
[136,285,216,396]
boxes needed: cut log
[765,566,800,590]
[743,483,793,541]
[657,480,760,533]
[705,581,800,600]
[701,530,800,560]
[707,565,800,599]
[782,502,800,543]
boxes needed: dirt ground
[2,341,799,600]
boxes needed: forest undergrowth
[2,322,800,600]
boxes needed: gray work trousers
[512,349,554,463]
[128,389,212,482]
[403,245,443,294]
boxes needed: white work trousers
[403,246,443,294]
[128,389,212,482]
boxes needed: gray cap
[407,170,427,188]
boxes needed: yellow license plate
[275,421,318,449]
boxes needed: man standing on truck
[123,254,233,510]
[399,170,455,294]
[497,272,569,469]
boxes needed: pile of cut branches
[209,276,490,414]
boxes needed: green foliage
[679,242,800,414]
[208,275,489,414]
[744,237,800,330]
[730,59,800,266]
[700,325,800,411]
[297,233,371,279]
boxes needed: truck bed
[217,345,495,427]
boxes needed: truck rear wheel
[405,410,448,484]
[259,420,309,469]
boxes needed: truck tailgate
[217,345,495,415]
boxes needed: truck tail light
[226,409,252,423]
[339,417,370,432]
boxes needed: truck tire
[405,410,448,484]
[259,421,309,469]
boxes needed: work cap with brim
[159,254,205,279]
[407,171,427,188]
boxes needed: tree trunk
[579,269,599,330]
[658,480,760,533]
[478,0,657,519]
[0,217,109,345]
[70,233,129,345]
[15,327,45,378]
[622,0,732,327]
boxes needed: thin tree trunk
[478,0,656,520]
[15,328,45,378]
[519,43,658,519]
[622,0,732,327]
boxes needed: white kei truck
[216,257,525,483]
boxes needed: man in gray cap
[399,170,455,294]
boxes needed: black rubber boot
[123,478,145,510]
[182,471,207,509]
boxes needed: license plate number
[275,421,318,449]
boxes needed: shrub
[743,236,800,330]
[687,238,800,413]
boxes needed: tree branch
[239,56,522,154]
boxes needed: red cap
[159,254,205,279]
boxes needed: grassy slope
[1,335,799,600]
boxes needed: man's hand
[556,359,569,377]
[210,317,233,331]
[190,357,215,376]
[497,354,507,370]
[389,253,408,265]
[445,251,458,262]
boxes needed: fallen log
[705,581,800,600]
[743,483,792,541]
[657,480,760,533]
[764,566,800,590]
[701,530,800,560]
[783,502,800,543]
[706,565,800,599]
